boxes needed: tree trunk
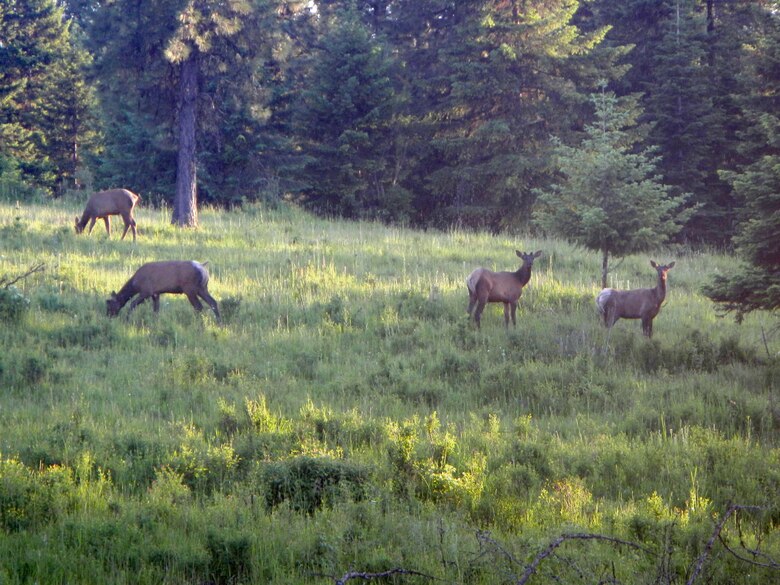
[172,50,199,227]
[601,248,609,289]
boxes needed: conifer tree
[0,0,95,192]
[290,6,407,220]
[704,6,780,318]
[166,0,252,227]
[533,87,690,288]
[643,0,732,243]
[418,0,622,230]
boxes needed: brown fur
[106,261,220,323]
[466,250,542,329]
[596,260,675,338]
[75,189,140,242]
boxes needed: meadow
[0,197,778,584]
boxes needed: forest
[0,0,776,234]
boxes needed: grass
[0,198,778,584]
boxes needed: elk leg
[199,290,221,323]
[103,216,111,236]
[87,217,97,234]
[130,219,137,242]
[186,293,204,313]
[120,222,131,241]
[128,294,149,315]
[473,300,486,329]
[606,306,618,328]
[467,293,477,315]
[510,302,518,327]
[152,295,160,313]
[642,317,653,338]
[503,303,511,328]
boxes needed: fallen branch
[688,503,779,583]
[0,263,45,289]
[516,533,652,585]
[333,568,434,584]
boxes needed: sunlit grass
[0,198,777,584]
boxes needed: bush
[206,530,253,585]
[0,286,30,325]
[261,456,370,514]
[0,457,75,532]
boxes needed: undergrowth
[0,200,777,584]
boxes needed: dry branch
[0,263,45,289]
[333,568,434,584]
[688,503,779,584]
[516,533,652,585]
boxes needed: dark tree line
[1,0,778,313]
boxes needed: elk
[596,260,675,338]
[75,189,140,242]
[466,250,542,329]
[106,261,221,323]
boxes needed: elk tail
[596,289,612,315]
[193,261,210,286]
[466,269,483,295]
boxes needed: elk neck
[654,272,668,301]
[514,263,533,287]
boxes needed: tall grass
[0,199,778,584]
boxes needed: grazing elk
[75,189,140,242]
[106,261,221,323]
[596,260,675,338]
[467,250,543,329]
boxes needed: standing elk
[467,250,543,329]
[75,189,140,242]
[596,260,675,338]
[106,261,221,323]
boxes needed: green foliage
[703,9,780,320]
[534,87,690,286]
[0,200,778,584]
[0,0,96,192]
[261,456,369,515]
[290,6,406,221]
[206,530,253,585]
[0,285,30,324]
[0,456,75,532]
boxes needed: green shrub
[0,457,75,532]
[0,286,30,324]
[261,456,370,514]
[206,530,253,585]
[219,295,242,324]
[50,320,117,350]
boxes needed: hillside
[0,199,778,584]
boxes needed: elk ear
[667,261,675,269]
[534,250,542,258]
[650,260,658,268]
[516,250,522,257]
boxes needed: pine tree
[166,0,252,227]
[290,6,408,220]
[0,0,95,192]
[417,0,622,230]
[642,0,732,243]
[87,0,181,197]
[704,5,780,319]
[533,87,690,287]
[89,0,295,217]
